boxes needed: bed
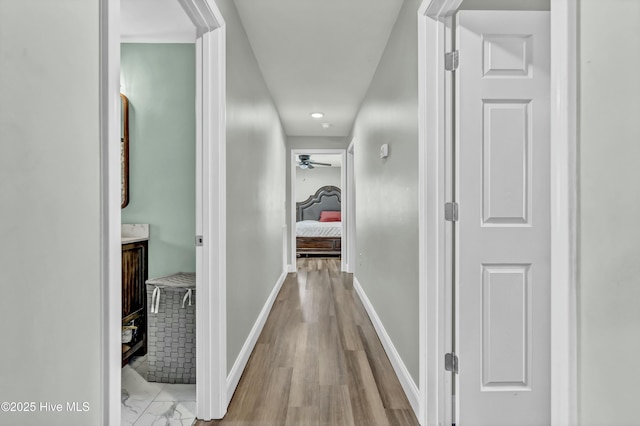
[296,185,342,257]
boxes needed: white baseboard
[287,264,296,273]
[226,269,288,404]
[353,276,420,418]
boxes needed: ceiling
[120,0,404,137]
[233,0,404,137]
[121,0,195,43]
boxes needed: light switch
[380,143,389,159]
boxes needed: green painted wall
[121,43,196,279]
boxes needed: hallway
[196,258,418,425]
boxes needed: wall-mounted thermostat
[380,143,389,159]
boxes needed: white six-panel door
[455,11,550,425]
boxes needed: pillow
[319,211,341,222]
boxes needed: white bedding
[296,220,342,237]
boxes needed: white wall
[578,1,640,424]
[296,166,341,202]
[216,0,288,374]
[0,1,103,424]
[350,0,420,383]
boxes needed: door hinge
[445,202,459,222]
[195,235,203,247]
[445,50,459,71]
[445,352,458,374]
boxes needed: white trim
[425,0,463,18]
[188,0,227,419]
[550,1,578,424]
[226,270,288,403]
[339,149,348,272]
[417,2,451,424]
[345,139,355,274]
[120,34,196,44]
[417,1,578,425]
[353,276,420,416]
[290,148,347,271]
[178,0,224,34]
[101,0,121,424]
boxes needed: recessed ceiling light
[310,112,324,119]
[321,123,331,129]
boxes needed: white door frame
[290,148,347,271]
[101,0,228,423]
[100,1,122,424]
[417,1,578,425]
[345,140,356,273]
[183,0,228,420]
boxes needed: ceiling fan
[297,154,332,170]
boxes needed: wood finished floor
[196,258,418,426]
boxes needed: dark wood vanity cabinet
[122,240,148,365]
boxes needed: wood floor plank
[331,279,365,351]
[268,308,301,368]
[197,258,419,426]
[301,269,331,323]
[284,406,319,426]
[344,350,390,426]
[318,315,347,386]
[225,343,272,421]
[318,385,356,426]
[258,367,293,424]
[358,325,412,409]
[386,408,422,426]
[288,322,319,408]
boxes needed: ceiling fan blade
[308,161,332,167]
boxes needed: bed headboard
[296,185,341,221]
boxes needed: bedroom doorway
[290,149,347,271]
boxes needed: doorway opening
[104,0,227,423]
[119,40,198,424]
[290,149,347,271]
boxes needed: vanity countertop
[122,224,149,244]
[122,236,148,244]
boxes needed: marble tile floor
[122,355,196,425]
